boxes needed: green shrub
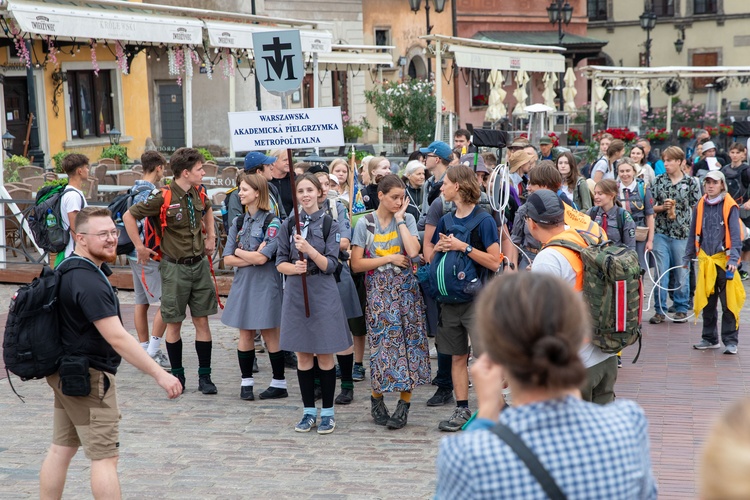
[52,150,72,173]
[100,144,129,165]
[197,148,215,162]
[3,154,30,182]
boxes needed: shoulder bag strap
[490,423,567,500]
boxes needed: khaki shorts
[46,369,121,461]
[436,301,477,356]
[159,257,218,323]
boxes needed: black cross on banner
[252,30,303,94]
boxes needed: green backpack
[548,234,644,362]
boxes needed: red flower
[568,128,585,144]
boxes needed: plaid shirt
[651,173,701,240]
[436,397,657,500]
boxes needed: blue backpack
[426,208,493,303]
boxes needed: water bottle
[45,209,56,228]
[115,212,122,224]
[726,268,735,280]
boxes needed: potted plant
[100,144,129,166]
[567,128,585,146]
[645,127,670,146]
[197,147,215,162]
[3,154,29,182]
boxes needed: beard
[89,243,117,263]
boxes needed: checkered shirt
[436,396,657,499]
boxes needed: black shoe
[198,374,217,395]
[284,351,298,369]
[240,385,254,401]
[314,385,322,401]
[258,386,289,399]
[334,388,353,405]
[431,376,439,386]
[175,373,186,394]
[252,358,259,373]
[371,396,390,426]
[386,400,410,430]
[426,386,454,407]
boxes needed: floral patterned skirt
[365,268,431,393]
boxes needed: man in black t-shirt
[40,207,181,500]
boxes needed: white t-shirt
[591,157,614,180]
[60,186,87,257]
[531,246,614,368]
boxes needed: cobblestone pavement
[1,282,750,498]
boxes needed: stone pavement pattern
[0,282,749,498]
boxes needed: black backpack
[107,185,153,255]
[221,187,239,230]
[723,164,750,204]
[28,184,84,254]
[2,258,91,399]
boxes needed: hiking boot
[438,407,472,432]
[240,385,254,401]
[317,416,336,434]
[426,386,454,407]
[352,364,366,381]
[294,414,316,433]
[284,351,298,369]
[175,373,186,394]
[668,305,677,314]
[150,349,171,370]
[371,396,390,426]
[198,374,217,395]
[252,358,259,373]
[335,388,353,405]
[673,312,688,323]
[649,313,665,324]
[693,339,720,350]
[386,400,410,430]
[724,344,738,355]
[258,386,288,399]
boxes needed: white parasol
[594,79,608,113]
[563,67,578,113]
[638,79,649,111]
[512,70,530,116]
[542,72,558,109]
[485,69,507,122]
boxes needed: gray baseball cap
[526,189,565,225]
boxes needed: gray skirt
[336,263,363,319]
[221,263,283,330]
[279,272,352,354]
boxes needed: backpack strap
[635,178,645,200]
[490,423,567,500]
[363,212,377,252]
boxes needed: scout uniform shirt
[128,182,207,260]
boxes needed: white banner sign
[229,107,344,151]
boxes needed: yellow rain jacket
[694,249,745,328]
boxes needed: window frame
[652,0,675,17]
[62,61,123,145]
[693,0,718,15]
[374,27,391,53]
[67,69,114,140]
[470,68,491,109]
[587,0,608,21]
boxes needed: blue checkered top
[436,396,657,500]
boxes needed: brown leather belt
[162,254,205,265]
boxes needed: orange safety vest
[544,228,592,292]
[694,194,739,254]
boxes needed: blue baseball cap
[419,141,452,162]
[244,151,276,172]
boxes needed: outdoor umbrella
[638,80,649,112]
[485,69,507,122]
[542,72,558,109]
[594,79,608,113]
[512,70,529,116]
[563,67,578,113]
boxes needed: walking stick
[348,145,355,210]
[287,149,310,317]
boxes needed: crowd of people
[40,126,750,496]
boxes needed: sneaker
[284,351,298,369]
[334,388,353,405]
[150,349,171,370]
[426,386,455,407]
[198,374,217,395]
[429,346,438,359]
[352,364,366,382]
[254,337,265,354]
[175,373,186,394]
[617,357,622,368]
[649,313,666,324]
[253,358,259,374]
[386,400,410,430]
[314,385,322,401]
[693,339,721,350]
[371,396,390,426]
[724,344,738,355]
[438,407,472,432]
[240,385,254,401]
[740,270,749,281]
[294,414,316,433]
[258,386,289,399]
[673,312,688,323]
[317,416,336,434]
[335,364,341,379]
[668,305,677,314]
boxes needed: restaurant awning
[204,20,332,54]
[7,0,203,45]
[311,44,393,70]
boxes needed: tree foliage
[364,78,436,146]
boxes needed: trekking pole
[287,148,310,317]
[348,145,355,210]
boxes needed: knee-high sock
[166,339,183,375]
[319,367,337,410]
[297,368,316,408]
[195,340,212,375]
[237,349,256,380]
[337,353,354,390]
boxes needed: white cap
[704,169,726,190]
[702,141,717,151]
[328,173,340,185]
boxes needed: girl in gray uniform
[276,173,352,434]
[617,158,655,271]
[588,179,637,250]
[222,173,285,401]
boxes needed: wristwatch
[464,245,473,255]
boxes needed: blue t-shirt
[431,207,499,255]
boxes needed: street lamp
[639,10,657,113]
[408,0,446,79]
[547,1,573,111]
[108,127,121,146]
[2,131,15,156]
